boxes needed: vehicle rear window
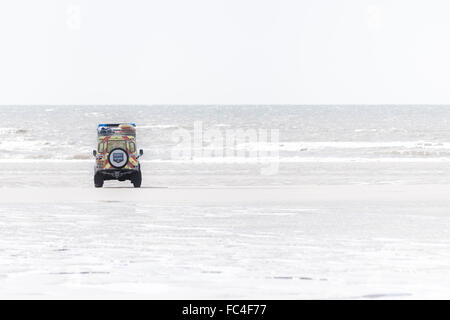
[107,141,127,152]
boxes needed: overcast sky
[0,0,449,105]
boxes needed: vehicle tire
[94,173,104,188]
[132,169,142,188]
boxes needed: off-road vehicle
[93,123,143,188]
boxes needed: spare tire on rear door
[108,148,129,168]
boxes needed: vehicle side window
[98,142,104,153]
[129,142,136,153]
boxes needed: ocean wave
[70,154,92,160]
[1,156,450,164]
[237,141,450,151]
[138,124,180,129]
[146,157,450,163]
[0,128,28,135]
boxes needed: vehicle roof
[98,123,136,127]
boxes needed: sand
[1,180,450,299]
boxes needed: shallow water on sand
[1,194,450,299]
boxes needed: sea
[2,105,450,186]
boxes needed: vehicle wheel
[132,170,142,188]
[94,173,104,188]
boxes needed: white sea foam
[138,124,180,129]
[238,141,450,151]
[150,157,450,163]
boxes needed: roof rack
[97,123,136,137]
[98,123,136,128]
